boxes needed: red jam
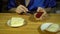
[35,12,44,18]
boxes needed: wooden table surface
[0,13,60,34]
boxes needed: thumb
[20,5,28,12]
[37,7,45,12]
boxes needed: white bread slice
[10,17,25,27]
[40,23,60,32]
[41,23,53,31]
[46,24,59,32]
[34,7,47,20]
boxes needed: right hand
[15,5,28,14]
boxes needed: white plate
[40,22,60,32]
[7,19,25,27]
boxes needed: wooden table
[0,13,60,34]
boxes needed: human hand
[34,7,48,20]
[15,5,28,14]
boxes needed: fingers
[34,7,48,20]
[16,8,22,13]
[15,5,28,14]
[20,5,28,12]
[37,7,42,12]
[37,7,48,20]
[40,13,48,20]
[37,7,46,12]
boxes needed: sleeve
[28,0,46,11]
[0,0,2,12]
[7,0,16,10]
[48,0,56,7]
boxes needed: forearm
[8,8,16,13]
[7,0,17,12]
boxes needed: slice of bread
[34,12,44,20]
[10,17,25,27]
[40,23,60,32]
[41,23,53,31]
[34,7,46,20]
[46,24,59,32]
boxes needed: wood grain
[0,13,60,34]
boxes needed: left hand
[34,7,48,20]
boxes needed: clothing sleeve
[28,0,46,11]
[0,0,2,12]
[7,0,16,10]
[48,0,56,7]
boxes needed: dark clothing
[0,0,2,12]
[7,0,56,13]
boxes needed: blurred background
[0,0,60,13]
